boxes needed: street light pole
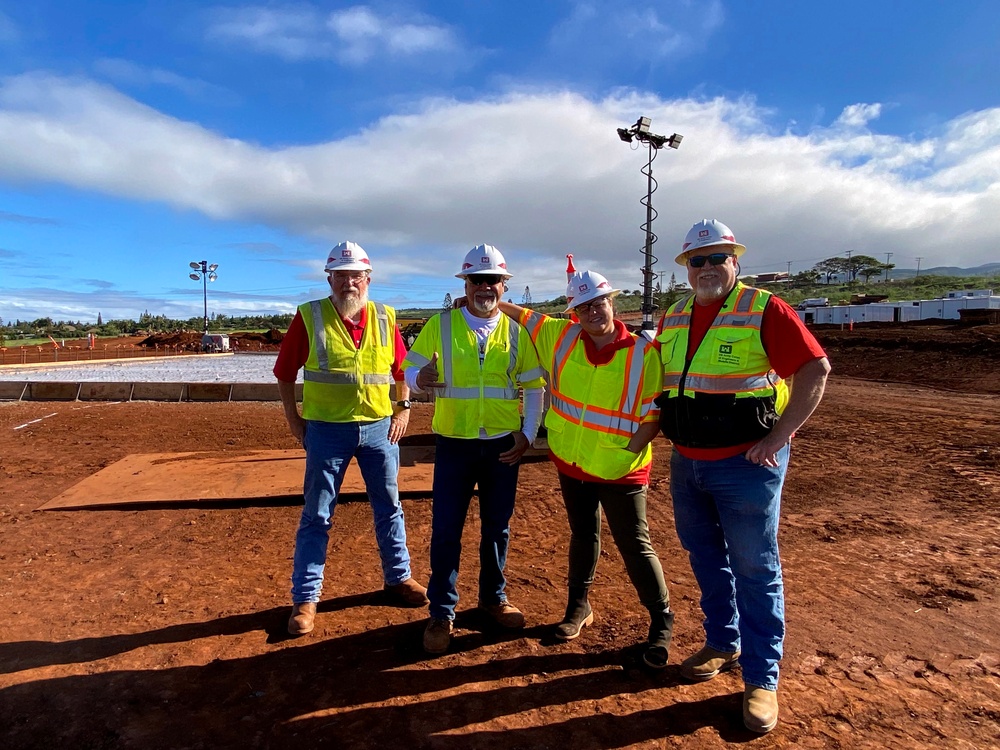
[617,117,683,331]
[188,260,219,333]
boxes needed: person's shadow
[1,595,755,748]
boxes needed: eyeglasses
[467,274,503,286]
[687,253,733,268]
[574,296,612,314]
[332,271,370,284]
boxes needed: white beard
[333,289,367,319]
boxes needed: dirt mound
[137,329,284,351]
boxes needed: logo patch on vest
[716,342,743,366]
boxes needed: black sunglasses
[687,253,733,268]
[467,274,503,286]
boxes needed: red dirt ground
[1,322,998,749]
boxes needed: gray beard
[333,290,367,320]
[470,295,498,316]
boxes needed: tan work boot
[679,645,741,681]
[384,578,430,607]
[743,685,779,733]
[478,601,525,629]
[423,618,453,654]
[287,602,317,636]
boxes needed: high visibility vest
[656,283,789,447]
[520,312,658,481]
[403,309,545,438]
[299,298,395,423]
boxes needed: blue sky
[1,1,998,323]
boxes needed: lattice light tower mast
[617,117,682,331]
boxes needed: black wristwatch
[396,400,411,409]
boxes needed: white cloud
[1,73,999,307]
[206,4,460,64]
[834,103,882,128]
[549,0,725,68]
[92,58,235,103]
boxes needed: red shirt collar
[582,319,634,364]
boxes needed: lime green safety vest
[403,309,545,438]
[655,282,789,448]
[300,298,395,423]
[519,312,659,481]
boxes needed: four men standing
[277,226,829,735]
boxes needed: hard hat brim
[564,288,620,313]
[674,242,746,266]
[326,262,373,272]
[455,271,513,279]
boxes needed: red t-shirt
[660,292,827,461]
[549,320,653,486]
[273,306,408,383]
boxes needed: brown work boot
[287,602,317,636]
[743,686,779,733]
[423,618,453,654]
[679,645,741,681]
[384,578,430,607]
[478,600,525,629]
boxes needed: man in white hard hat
[274,241,428,637]
[404,244,546,655]
[493,269,675,671]
[656,219,831,733]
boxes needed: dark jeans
[427,434,521,621]
[558,472,668,609]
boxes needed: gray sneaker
[423,618,453,654]
[679,645,740,681]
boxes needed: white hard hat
[564,270,620,313]
[675,219,747,265]
[325,241,372,272]
[456,244,512,279]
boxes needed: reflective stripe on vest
[658,283,786,402]
[548,329,649,438]
[303,300,393,385]
[438,311,519,400]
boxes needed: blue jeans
[290,418,412,603]
[427,434,520,621]
[669,444,789,690]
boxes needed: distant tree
[97,312,103,325]
[814,257,848,284]
[0,316,5,346]
[882,262,896,282]
[859,264,885,283]
[442,293,453,311]
[792,269,820,287]
[846,255,880,282]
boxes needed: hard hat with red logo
[675,219,747,265]
[456,244,512,279]
[564,270,620,312]
[325,241,373,272]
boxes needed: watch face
[398,400,411,409]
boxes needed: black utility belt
[654,391,778,449]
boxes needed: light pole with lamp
[617,116,683,331]
[188,260,219,333]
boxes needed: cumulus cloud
[205,3,460,64]
[0,73,999,308]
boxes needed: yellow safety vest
[520,312,659,481]
[300,298,395,423]
[656,283,789,448]
[403,309,545,438]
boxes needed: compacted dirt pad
[1,324,999,749]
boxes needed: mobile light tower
[617,116,682,331]
[188,260,219,333]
